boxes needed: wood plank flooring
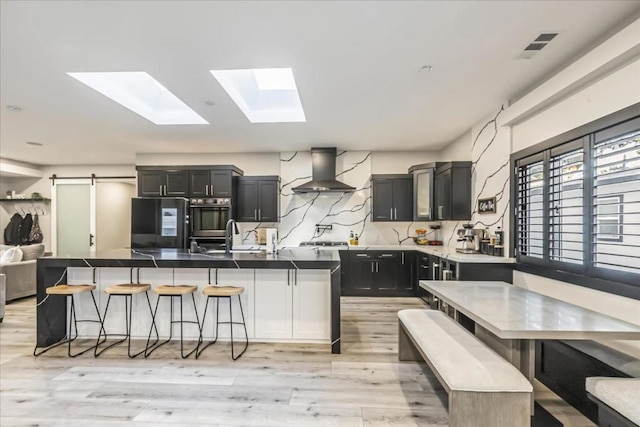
[0,296,593,426]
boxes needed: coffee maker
[456,224,480,253]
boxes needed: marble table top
[419,281,640,340]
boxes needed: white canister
[265,228,278,253]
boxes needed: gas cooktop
[299,241,349,247]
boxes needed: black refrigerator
[131,197,189,249]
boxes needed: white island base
[66,267,332,344]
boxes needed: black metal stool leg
[196,295,211,358]
[145,295,169,357]
[231,294,248,360]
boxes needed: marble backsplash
[235,150,460,248]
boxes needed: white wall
[512,58,640,152]
[438,130,472,161]
[370,151,440,174]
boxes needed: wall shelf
[0,198,51,215]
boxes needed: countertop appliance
[131,197,189,249]
[456,224,480,254]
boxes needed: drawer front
[349,251,399,260]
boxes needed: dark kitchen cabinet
[371,175,413,222]
[137,169,189,197]
[189,170,210,197]
[343,251,415,296]
[235,176,280,222]
[434,162,471,221]
[397,251,416,293]
[409,163,436,221]
[210,170,232,197]
[189,168,237,198]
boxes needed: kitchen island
[36,248,342,353]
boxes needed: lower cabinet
[343,251,415,296]
[253,270,292,339]
[292,270,331,340]
[253,269,331,341]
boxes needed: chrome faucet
[225,219,239,254]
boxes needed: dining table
[418,280,640,414]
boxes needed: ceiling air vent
[517,32,559,59]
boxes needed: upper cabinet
[190,169,237,198]
[409,163,435,221]
[138,169,189,197]
[434,162,471,220]
[371,174,413,221]
[235,176,280,222]
[137,165,243,198]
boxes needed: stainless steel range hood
[292,147,356,193]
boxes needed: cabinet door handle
[356,253,368,257]
[205,185,209,196]
[421,265,428,269]
[371,262,374,273]
[376,261,379,273]
[254,209,257,221]
[258,209,261,220]
[210,185,214,195]
[380,253,393,257]
[287,270,290,286]
[401,252,404,264]
[394,208,398,220]
[438,206,443,219]
[389,208,393,220]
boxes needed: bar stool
[94,283,159,358]
[196,286,248,360]
[34,284,106,357]
[144,285,200,359]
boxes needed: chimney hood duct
[292,147,356,193]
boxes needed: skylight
[210,68,306,123]
[67,72,208,125]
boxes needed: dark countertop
[38,248,341,270]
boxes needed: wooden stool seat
[105,284,151,295]
[153,285,197,296]
[46,284,96,295]
[202,286,244,297]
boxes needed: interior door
[52,179,96,256]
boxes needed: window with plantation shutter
[592,128,640,276]
[549,144,584,266]
[511,112,640,296]
[515,157,544,260]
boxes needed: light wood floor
[0,296,593,426]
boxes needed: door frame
[51,179,97,256]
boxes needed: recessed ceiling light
[419,65,433,73]
[210,68,306,123]
[25,141,43,146]
[67,72,208,125]
[6,105,22,112]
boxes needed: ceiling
[1,0,639,165]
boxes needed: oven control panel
[190,198,231,207]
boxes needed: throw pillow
[0,247,23,264]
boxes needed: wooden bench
[586,377,640,427]
[398,309,533,427]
